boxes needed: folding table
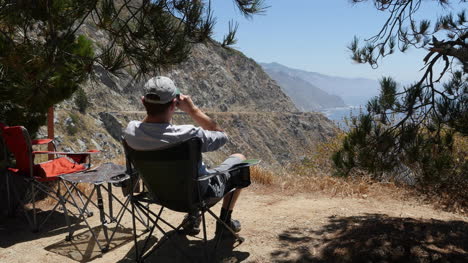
[60,162,147,252]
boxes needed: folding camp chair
[1,125,99,236]
[123,137,254,262]
[1,122,55,216]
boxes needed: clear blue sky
[211,0,464,82]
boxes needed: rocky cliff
[163,43,297,113]
[41,110,336,169]
[37,38,337,169]
[79,39,297,114]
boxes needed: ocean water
[320,106,365,129]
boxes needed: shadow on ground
[45,225,133,262]
[0,210,86,248]
[117,230,250,263]
[271,213,467,263]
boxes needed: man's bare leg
[217,153,246,235]
[222,153,246,209]
[222,189,242,210]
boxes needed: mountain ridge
[261,62,380,106]
[261,68,347,111]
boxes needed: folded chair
[123,138,251,262]
[1,125,98,237]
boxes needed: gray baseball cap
[143,76,180,104]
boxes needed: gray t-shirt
[123,121,228,174]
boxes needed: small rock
[90,139,102,151]
[64,117,75,127]
[61,146,73,152]
[76,139,86,151]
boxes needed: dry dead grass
[255,133,468,216]
[276,171,407,201]
[238,134,412,208]
[250,166,275,185]
[243,133,409,201]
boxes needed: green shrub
[74,88,89,113]
[65,113,80,135]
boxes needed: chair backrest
[1,126,33,175]
[123,137,203,213]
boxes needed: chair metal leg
[9,177,33,229]
[71,182,93,217]
[61,198,73,241]
[133,202,193,261]
[138,206,163,257]
[31,183,38,232]
[102,184,148,227]
[5,172,14,217]
[130,195,142,262]
[201,210,210,262]
[55,182,73,241]
[142,220,190,262]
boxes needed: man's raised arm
[177,94,223,132]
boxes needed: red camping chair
[1,125,99,235]
[1,122,57,216]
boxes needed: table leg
[96,185,110,252]
[108,182,114,222]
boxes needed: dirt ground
[0,184,467,263]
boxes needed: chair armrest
[31,138,53,145]
[196,171,224,181]
[197,159,261,181]
[125,170,139,177]
[7,167,19,173]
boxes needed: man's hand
[177,94,223,132]
[177,94,198,114]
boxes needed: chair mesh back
[2,126,33,174]
[125,138,202,213]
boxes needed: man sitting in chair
[124,76,246,237]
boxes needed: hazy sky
[211,0,465,82]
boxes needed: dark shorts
[201,155,250,200]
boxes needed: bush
[74,88,89,113]
[65,113,80,135]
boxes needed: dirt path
[1,185,467,263]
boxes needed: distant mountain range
[261,62,380,107]
[262,69,346,111]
